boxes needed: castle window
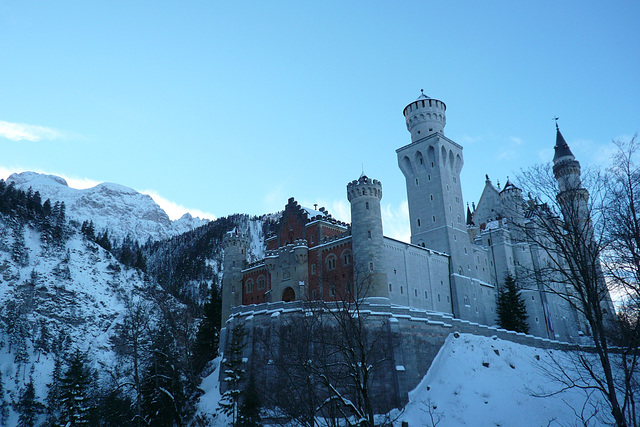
[463,295,470,306]
[456,196,459,203]
[326,255,337,271]
[389,283,392,292]
[257,276,266,290]
[447,296,450,302]
[415,179,419,186]
[432,216,436,222]
[232,261,236,267]
[428,174,431,181]
[342,250,352,266]
[438,294,441,302]
[311,264,316,275]
[368,230,372,239]
[464,247,467,254]
[453,177,457,183]
[431,162,434,167]
[369,262,374,271]
[424,291,428,299]
[429,128,433,131]
[532,295,535,300]
[419,158,423,164]
[446,185,450,191]
[400,286,403,294]
[430,194,433,201]
[414,289,418,297]
[366,202,369,210]
[245,280,253,294]
[330,286,336,297]
[421,242,425,247]
[362,189,366,195]
[417,219,421,227]
[310,235,314,244]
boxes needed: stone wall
[219,299,597,412]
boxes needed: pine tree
[237,373,261,427]
[0,371,9,426]
[496,273,529,334]
[46,355,63,426]
[141,324,185,425]
[192,283,222,373]
[60,350,95,425]
[17,376,42,427]
[219,323,247,426]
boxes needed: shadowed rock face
[6,171,207,243]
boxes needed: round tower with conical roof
[403,90,447,141]
[347,175,389,300]
[221,229,249,325]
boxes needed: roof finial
[553,116,559,131]
[421,88,424,95]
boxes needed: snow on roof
[301,206,326,219]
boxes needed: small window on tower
[415,179,419,186]
[417,219,421,227]
[432,216,436,222]
[414,289,418,297]
[368,230,372,239]
[389,283,392,292]
[369,262,374,271]
[430,194,433,201]
[428,174,431,181]
[366,202,369,210]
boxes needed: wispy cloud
[0,121,64,142]
[142,189,216,221]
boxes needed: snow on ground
[393,333,612,427]
[194,356,231,426]
[196,333,615,426]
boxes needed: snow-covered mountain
[6,172,208,243]
[0,213,183,425]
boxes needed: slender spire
[553,119,575,162]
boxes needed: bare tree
[264,271,396,427]
[601,134,640,426]
[516,136,636,426]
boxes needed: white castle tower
[397,91,479,319]
[221,230,249,325]
[347,175,389,300]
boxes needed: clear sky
[1,1,638,241]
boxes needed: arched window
[463,295,470,306]
[341,250,352,266]
[245,279,254,294]
[326,255,337,270]
[257,275,266,290]
[365,202,369,210]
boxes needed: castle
[220,92,613,343]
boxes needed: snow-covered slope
[0,216,178,425]
[6,171,208,243]
[395,333,614,426]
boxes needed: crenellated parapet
[403,91,447,140]
[347,175,383,202]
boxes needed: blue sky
[1,1,638,240]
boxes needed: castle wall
[220,300,598,412]
[384,237,452,313]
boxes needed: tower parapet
[403,91,447,141]
[221,230,250,325]
[347,175,389,300]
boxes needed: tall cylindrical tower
[403,91,447,142]
[347,175,389,300]
[221,230,249,325]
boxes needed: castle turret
[221,230,249,325]
[403,90,447,141]
[500,179,525,234]
[347,175,389,300]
